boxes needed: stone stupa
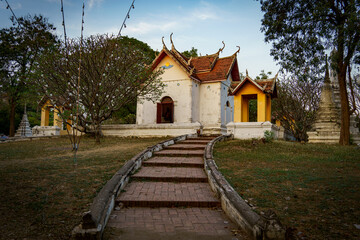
[308,58,360,144]
[15,105,33,137]
[307,59,341,143]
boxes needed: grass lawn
[0,136,167,240]
[214,140,360,240]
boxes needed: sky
[0,0,279,77]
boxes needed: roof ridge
[192,52,218,59]
[225,55,237,79]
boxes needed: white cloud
[191,1,219,20]
[124,1,222,37]
[88,0,103,9]
[126,21,180,35]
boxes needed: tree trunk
[9,99,16,137]
[338,67,350,145]
[95,124,101,144]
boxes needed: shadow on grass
[214,140,360,240]
[0,136,168,239]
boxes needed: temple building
[136,35,240,135]
[35,35,280,139]
[226,72,279,139]
[32,97,69,136]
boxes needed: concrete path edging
[0,135,61,144]
[204,134,286,240]
[71,134,193,239]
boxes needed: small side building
[32,97,69,136]
[227,72,280,139]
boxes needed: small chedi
[15,106,33,137]
[307,60,360,144]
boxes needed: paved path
[103,136,249,240]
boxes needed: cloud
[126,21,180,35]
[88,0,104,9]
[191,1,219,20]
[125,1,221,36]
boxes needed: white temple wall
[220,76,234,127]
[199,82,221,127]
[191,80,200,123]
[136,55,192,124]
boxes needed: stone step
[166,144,206,150]
[154,149,204,157]
[180,139,211,144]
[187,137,216,140]
[106,207,242,240]
[143,156,203,168]
[131,167,208,182]
[117,182,220,208]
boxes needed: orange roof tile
[195,55,236,82]
[230,76,277,97]
[151,41,240,83]
[190,54,218,72]
[256,80,275,92]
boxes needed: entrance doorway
[241,94,257,122]
[157,96,174,123]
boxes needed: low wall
[226,122,280,140]
[71,134,192,239]
[32,126,60,136]
[0,135,61,144]
[204,135,285,240]
[101,122,202,137]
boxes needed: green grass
[0,136,167,239]
[214,140,360,240]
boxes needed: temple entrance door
[241,94,257,122]
[156,96,174,123]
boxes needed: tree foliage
[35,34,164,143]
[273,75,321,141]
[0,15,57,136]
[182,47,198,58]
[260,0,360,145]
[256,70,272,80]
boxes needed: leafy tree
[255,70,272,80]
[0,15,57,136]
[182,47,198,58]
[121,36,156,62]
[106,36,156,124]
[272,75,321,141]
[260,0,360,145]
[35,34,164,143]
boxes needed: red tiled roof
[195,55,236,82]
[190,54,218,72]
[256,80,275,92]
[230,76,277,97]
[151,43,240,83]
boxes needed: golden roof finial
[170,32,174,50]
[162,36,166,49]
[246,69,249,76]
[188,57,193,65]
[235,46,240,54]
[218,41,225,53]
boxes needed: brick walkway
[131,167,208,182]
[104,136,249,240]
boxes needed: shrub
[264,130,275,143]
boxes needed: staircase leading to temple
[104,136,247,240]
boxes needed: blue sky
[0,0,279,77]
